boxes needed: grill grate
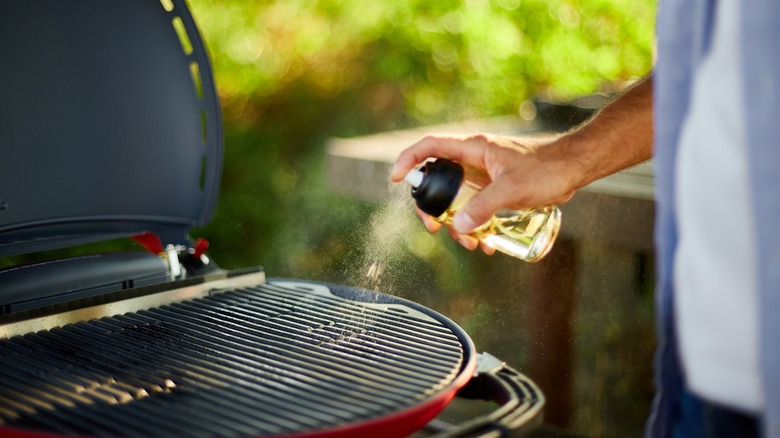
[0,281,468,437]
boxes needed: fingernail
[390,163,400,181]
[453,211,476,234]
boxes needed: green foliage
[188,0,655,280]
[189,0,654,125]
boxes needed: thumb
[451,186,502,234]
[452,178,533,234]
[452,209,481,235]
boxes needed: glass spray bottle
[404,158,561,262]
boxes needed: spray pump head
[403,159,464,217]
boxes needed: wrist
[537,132,596,195]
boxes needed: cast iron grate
[0,282,467,437]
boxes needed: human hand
[391,133,581,253]
[413,205,496,255]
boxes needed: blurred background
[7,0,657,436]
[185,1,656,436]
[188,0,657,436]
[186,0,655,272]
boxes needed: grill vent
[0,282,467,437]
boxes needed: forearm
[556,75,654,191]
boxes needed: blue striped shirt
[650,0,780,436]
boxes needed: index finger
[389,134,493,182]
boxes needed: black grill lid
[0,0,222,256]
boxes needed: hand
[391,79,654,254]
[414,205,497,255]
[391,133,581,252]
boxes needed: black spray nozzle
[408,159,464,217]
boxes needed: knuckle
[467,133,493,144]
[468,193,493,212]
[421,134,444,144]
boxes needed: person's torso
[673,0,762,413]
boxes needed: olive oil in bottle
[404,158,561,262]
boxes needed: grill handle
[427,353,545,437]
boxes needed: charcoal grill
[0,1,544,437]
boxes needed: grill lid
[0,0,222,256]
[0,280,476,438]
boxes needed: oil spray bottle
[404,158,561,262]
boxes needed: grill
[0,281,472,437]
[0,0,544,436]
